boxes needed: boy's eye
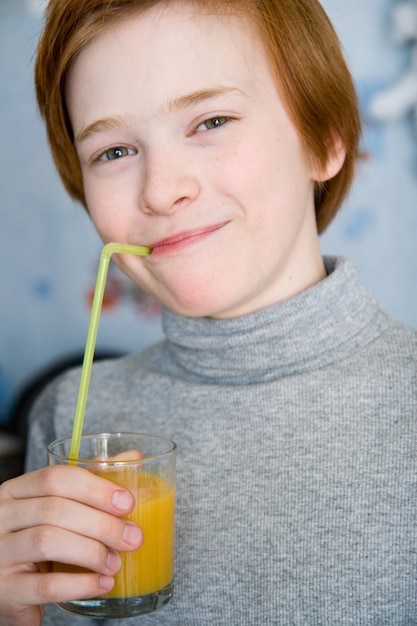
[196,116,229,131]
[98,146,134,161]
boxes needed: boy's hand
[0,465,142,626]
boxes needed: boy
[0,1,415,624]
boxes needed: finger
[3,570,115,608]
[1,526,121,576]
[0,495,142,551]
[0,466,135,516]
[96,450,144,462]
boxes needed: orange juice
[54,469,175,598]
[105,470,175,597]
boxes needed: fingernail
[123,522,142,546]
[99,575,115,591]
[106,550,121,573]
[112,489,133,511]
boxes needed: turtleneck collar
[159,257,386,385]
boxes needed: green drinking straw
[69,243,152,460]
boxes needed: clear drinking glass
[47,431,176,618]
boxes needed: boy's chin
[161,292,228,319]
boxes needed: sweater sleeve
[24,377,62,472]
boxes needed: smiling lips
[149,222,228,255]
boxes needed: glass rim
[47,431,177,465]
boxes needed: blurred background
[0,0,416,471]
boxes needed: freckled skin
[66,5,345,319]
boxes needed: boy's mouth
[149,222,229,255]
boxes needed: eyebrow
[75,86,244,145]
[165,86,244,112]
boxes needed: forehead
[64,5,286,146]
[66,4,273,108]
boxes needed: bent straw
[69,243,152,460]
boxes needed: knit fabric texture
[26,257,417,625]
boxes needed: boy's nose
[139,146,200,215]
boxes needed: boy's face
[66,4,340,318]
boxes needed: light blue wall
[1,1,416,423]
[320,0,417,327]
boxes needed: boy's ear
[312,134,346,182]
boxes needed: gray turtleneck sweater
[26,257,416,625]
